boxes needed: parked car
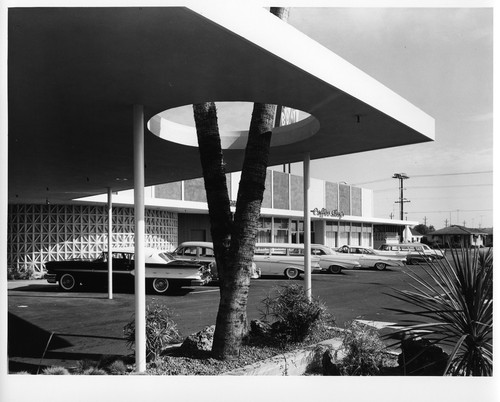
[377,243,446,264]
[310,244,362,274]
[289,243,361,274]
[44,248,211,294]
[253,243,321,279]
[335,245,405,271]
[172,241,261,280]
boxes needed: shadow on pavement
[8,313,72,357]
[9,283,197,296]
[8,313,132,374]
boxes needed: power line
[374,183,492,192]
[411,170,492,178]
[409,183,492,189]
[408,209,492,214]
[354,170,492,186]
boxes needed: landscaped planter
[223,338,343,376]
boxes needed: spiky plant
[124,302,182,361]
[387,247,492,376]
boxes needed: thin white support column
[107,187,113,300]
[303,152,312,300]
[133,104,146,373]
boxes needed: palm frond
[385,246,493,376]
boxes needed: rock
[398,337,449,375]
[250,319,272,338]
[306,344,332,374]
[180,325,215,353]
[322,348,341,376]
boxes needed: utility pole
[393,173,410,220]
[444,219,449,227]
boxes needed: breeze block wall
[7,204,178,275]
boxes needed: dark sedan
[44,248,211,294]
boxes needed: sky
[164,4,494,230]
[282,6,494,229]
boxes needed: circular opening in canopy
[148,102,319,150]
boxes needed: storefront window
[290,219,303,244]
[257,217,272,243]
[274,218,289,243]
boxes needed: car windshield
[158,252,174,262]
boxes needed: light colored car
[377,243,446,264]
[253,243,321,279]
[172,241,261,280]
[335,245,405,271]
[310,244,362,274]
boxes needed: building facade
[7,169,414,275]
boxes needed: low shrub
[123,302,182,361]
[81,367,107,375]
[74,359,98,374]
[336,321,386,376]
[106,359,128,375]
[259,283,334,344]
[41,366,70,375]
[7,266,38,280]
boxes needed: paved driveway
[8,266,423,373]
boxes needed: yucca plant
[386,247,493,376]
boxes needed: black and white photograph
[1,1,496,401]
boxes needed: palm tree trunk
[211,103,276,359]
[193,7,290,360]
[192,102,232,280]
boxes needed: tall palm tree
[192,8,289,360]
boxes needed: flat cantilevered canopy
[8,6,434,204]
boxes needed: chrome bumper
[44,273,57,283]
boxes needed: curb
[222,338,343,376]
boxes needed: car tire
[374,263,386,271]
[328,265,342,274]
[284,268,300,279]
[152,278,170,294]
[59,273,77,291]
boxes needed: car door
[337,246,361,265]
[253,246,273,275]
[355,248,372,268]
[174,246,199,263]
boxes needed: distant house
[425,225,490,248]
[482,227,494,247]
[410,228,424,243]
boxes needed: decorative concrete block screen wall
[7,204,178,274]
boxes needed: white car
[172,241,261,281]
[335,245,406,271]
[377,243,446,264]
[253,243,322,279]
[310,244,362,274]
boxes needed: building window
[257,217,272,243]
[273,218,289,243]
[291,219,303,244]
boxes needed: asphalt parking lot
[8,266,423,373]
